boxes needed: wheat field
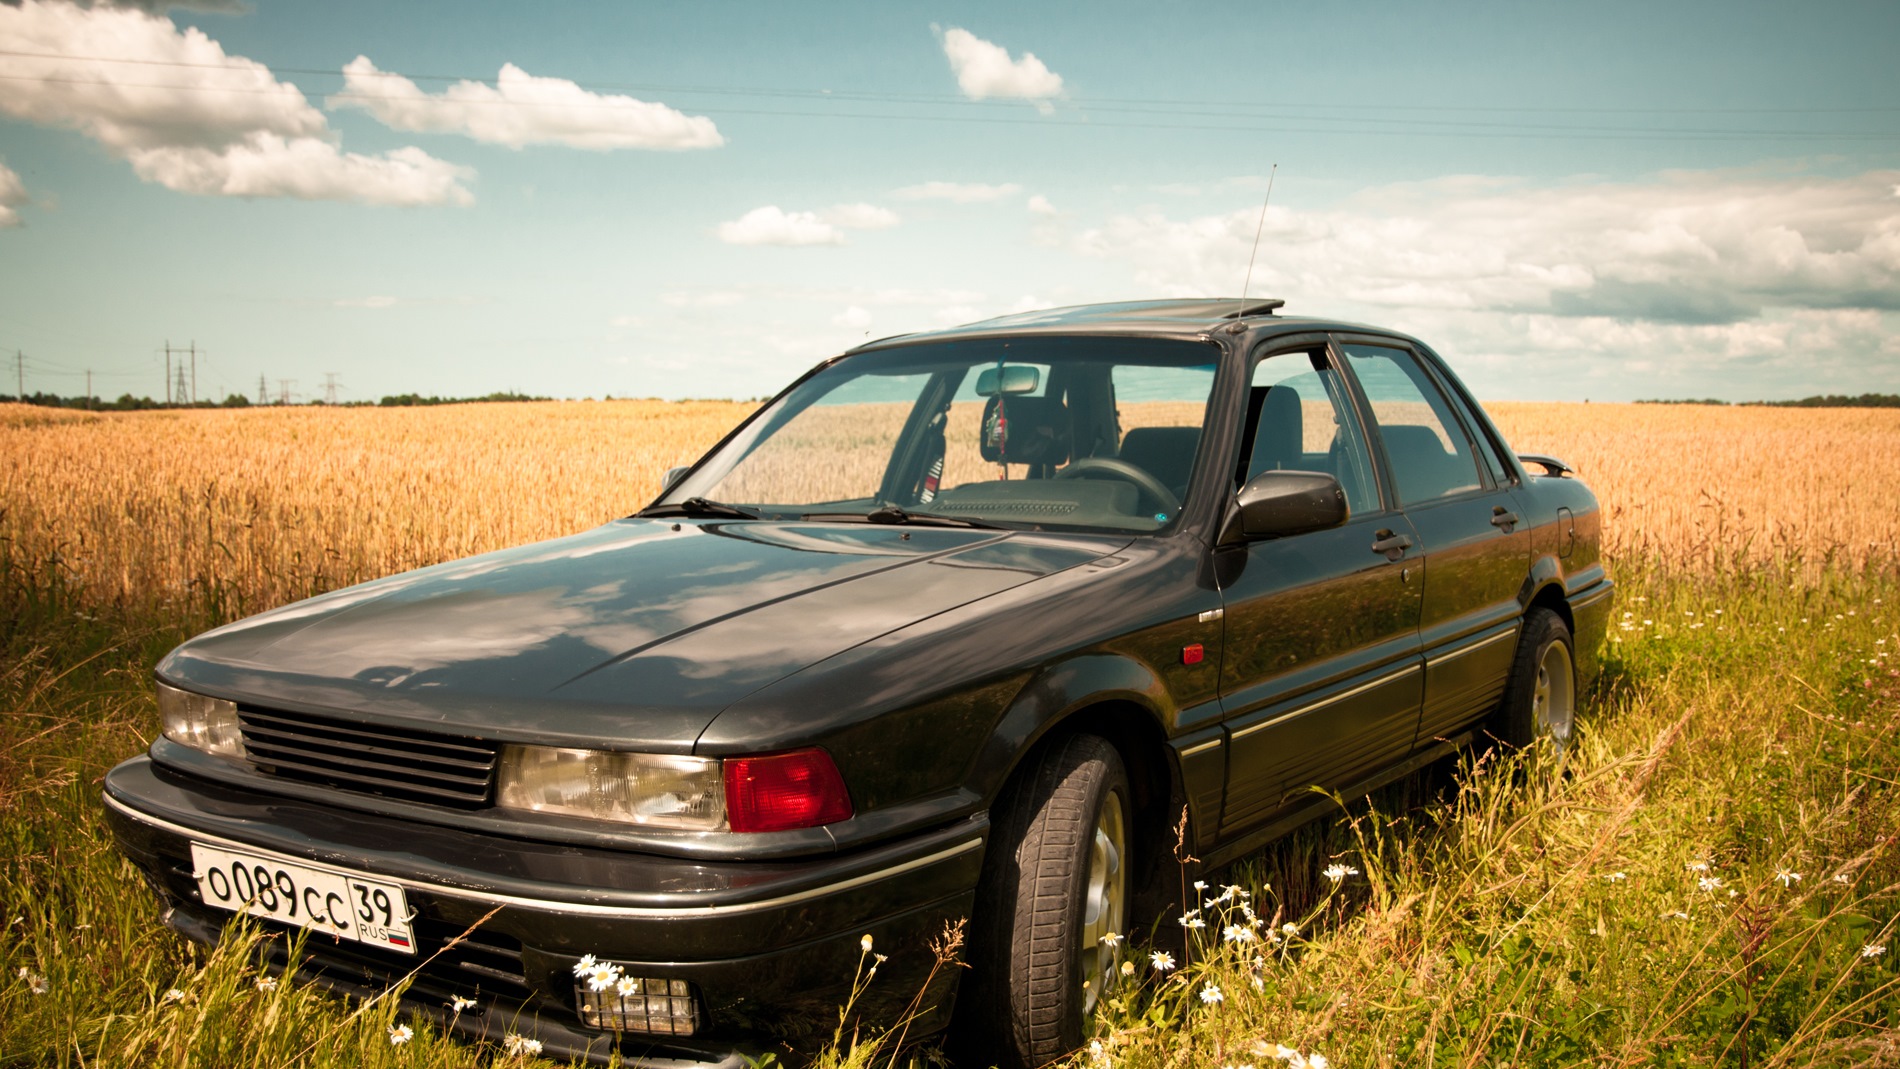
[3,399,1895,625]
[2,399,1896,1064]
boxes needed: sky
[0,0,1896,404]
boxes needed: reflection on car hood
[159,519,1123,751]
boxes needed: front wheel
[960,734,1130,1069]
[1493,606,1578,748]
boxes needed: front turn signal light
[723,748,853,833]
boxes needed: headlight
[157,680,245,759]
[496,746,725,830]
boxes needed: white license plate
[190,843,416,955]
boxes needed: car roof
[845,298,1407,353]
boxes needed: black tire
[1492,606,1578,748]
[958,734,1131,1069]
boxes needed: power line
[4,47,1896,116]
[0,59,1895,142]
[1,68,1891,142]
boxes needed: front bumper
[104,756,984,1065]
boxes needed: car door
[1336,339,1531,748]
[1214,343,1424,837]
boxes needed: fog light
[575,975,702,1036]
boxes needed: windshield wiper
[639,497,765,520]
[801,504,1007,530]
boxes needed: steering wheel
[1053,457,1183,516]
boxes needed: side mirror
[1219,470,1348,545]
[661,465,691,492]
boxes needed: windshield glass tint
[663,336,1220,532]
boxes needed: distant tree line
[9,390,552,410]
[375,391,550,406]
[1636,394,1900,408]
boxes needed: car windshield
[658,336,1221,533]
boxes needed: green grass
[2,560,1896,1067]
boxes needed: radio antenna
[1237,163,1278,314]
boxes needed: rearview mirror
[1219,470,1348,545]
[661,465,691,492]
[974,364,1040,397]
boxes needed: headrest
[1248,385,1305,478]
[980,395,1071,465]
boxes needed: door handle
[1490,506,1520,530]
[1371,530,1413,560]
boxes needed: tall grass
[2,400,1896,1066]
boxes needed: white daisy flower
[1602,871,1627,882]
[449,995,477,1012]
[860,934,874,953]
[18,968,48,996]
[1323,864,1359,882]
[254,977,277,992]
[1223,924,1257,944]
[1099,930,1122,947]
[585,963,622,991]
[388,1024,413,1045]
[1775,871,1802,887]
[1698,876,1725,893]
[1863,944,1888,959]
[1199,982,1224,1004]
[570,954,597,977]
[502,1033,543,1056]
[1150,950,1175,971]
[161,988,186,1004]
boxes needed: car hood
[159,518,1124,752]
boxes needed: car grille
[238,706,499,807]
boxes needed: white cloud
[938,27,1062,107]
[0,161,26,228]
[330,58,723,151]
[716,203,900,246]
[821,202,900,229]
[0,1,472,206]
[1070,168,1900,398]
[833,305,873,329]
[1075,170,1900,323]
[716,206,842,247]
[1027,194,1057,216]
[933,304,982,325]
[660,290,747,307]
[894,180,1024,203]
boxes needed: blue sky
[0,0,1896,403]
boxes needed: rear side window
[1340,344,1484,506]
[1441,381,1514,486]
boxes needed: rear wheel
[1494,607,1577,748]
[960,734,1130,1069]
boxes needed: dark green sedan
[105,298,1611,1067]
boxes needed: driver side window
[1241,350,1380,518]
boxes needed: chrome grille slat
[238,706,498,807]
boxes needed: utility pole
[175,365,188,407]
[322,372,341,405]
[86,369,92,409]
[277,379,296,406]
[163,341,169,405]
[189,340,197,405]
[14,349,22,401]
[257,373,268,406]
